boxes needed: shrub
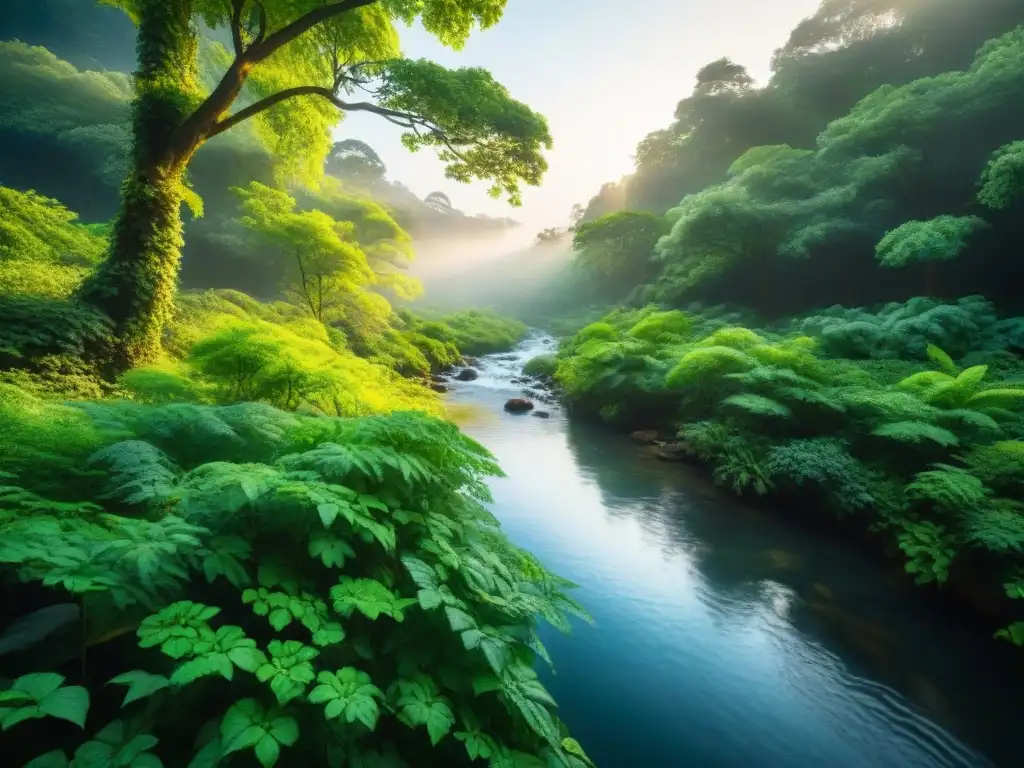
[523,354,557,378]
[0,391,594,767]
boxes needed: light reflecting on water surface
[445,336,1024,768]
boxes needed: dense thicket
[552,303,1024,643]
[0,390,593,767]
[549,0,1024,316]
[0,2,588,765]
[538,0,1024,652]
[0,2,520,303]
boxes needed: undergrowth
[0,386,594,767]
[553,298,1024,646]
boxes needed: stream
[445,333,1024,768]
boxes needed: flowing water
[445,333,1024,768]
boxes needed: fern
[766,439,876,514]
[721,393,792,419]
[963,499,1024,553]
[712,446,774,496]
[905,464,990,513]
[89,441,180,507]
[897,521,957,584]
[872,421,959,448]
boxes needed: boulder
[455,368,479,382]
[504,398,534,413]
[630,430,660,445]
[532,410,551,419]
[462,356,481,367]
[654,441,688,461]
[430,383,448,393]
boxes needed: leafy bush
[523,354,557,378]
[150,290,443,417]
[430,310,527,356]
[555,305,1024,641]
[0,389,594,767]
[0,294,112,366]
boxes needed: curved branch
[230,0,246,56]
[245,0,379,64]
[211,87,414,135]
[207,84,478,167]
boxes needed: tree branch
[210,86,419,137]
[230,0,247,56]
[245,0,380,64]
[207,84,478,167]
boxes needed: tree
[423,190,453,213]
[875,214,989,295]
[569,203,585,227]
[535,227,567,244]
[694,57,755,95]
[299,177,421,301]
[572,210,669,290]
[978,140,1024,210]
[77,0,552,369]
[236,182,375,322]
[324,138,387,185]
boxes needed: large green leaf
[308,667,383,730]
[0,672,89,730]
[220,699,298,768]
[107,671,171,707]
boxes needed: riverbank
[542,307,1024,654]
[444,336,1024,768]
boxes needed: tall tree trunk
[79,0,200,371]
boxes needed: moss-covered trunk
[79,0,200,371]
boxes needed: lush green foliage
[523,355,557,379]
[117,290,443,416]
[0,386,593,766]
[569,212,669,300]
[554,302,1024,642]
[0,186,107,299]
[7,0,552,368]
[527,6,1024,318]
[412,311,529,358]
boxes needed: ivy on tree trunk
[79,0,200,369]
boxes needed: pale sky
[337,0,822,233]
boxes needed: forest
[537,0,1024,652]
[3,0,1024,766]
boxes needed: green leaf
[311,621,345,647]
[108,671,171,707]
[71,721,161,768]
[228,647,268,674]
[996,621,1024,646]
[392,675,455,745]
[308,532,355,569]
[185,737,222,768]
[220,699,298,768]
[257,640,318,705]
[254,736,280,768]
[24,751,70,768]
[269,608,292,631]
[0,673,89,730]
[201,536,251,588]
[308,668,383,730]
[330,578,416,621]
[318,503,340,528]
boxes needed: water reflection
[446,339,1022,768]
